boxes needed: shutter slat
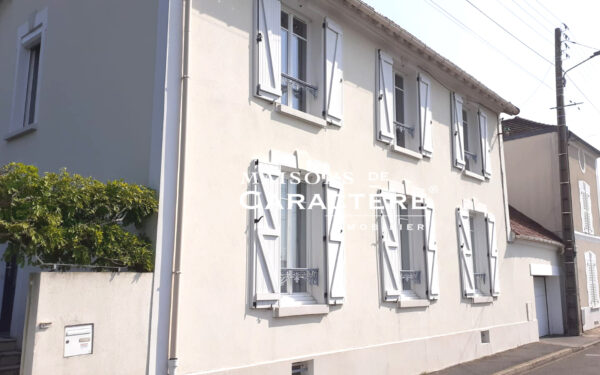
[424,198,439,299]
[377,50,394,143]
[418,74,433,157]
[326,178,345,304]
[452,93,466,169]
[253,161,281,307]
[487,213,500,296]
[324,18,343,126]
[479,110,491,178]
[379,190,401,301]
[256,0,281,101]
[457,208,475,297]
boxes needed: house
[503,116,600,332]
[508,206,565,336]
[0,0,563,374]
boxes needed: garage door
[534,276,550,337]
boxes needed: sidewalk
[431,327,600,375]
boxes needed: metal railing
[465,150,478,162]
[474,272,486,284]
[400,270,421,284]
[394,121,415,137]
[281,73,318,98]
[281,268,319,286]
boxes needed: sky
[363,0,600,149]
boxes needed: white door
[534,276,550,337]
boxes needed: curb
[492,338,600,375]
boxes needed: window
[579,180,594,234]
[8,9,47,137]
[452,94,492,178]
[456,204,500,300]
[585,251,600,309]
[376,50,432,156]
[251,160,346,310]
[379,188,439,303]
[281,11,310,112]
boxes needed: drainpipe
[498,114,512,241]
[168,0,190,372]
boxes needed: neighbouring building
[0,0,573,374]
[503,116,600,332]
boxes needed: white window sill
[471,296,494,304]
[398,299,430,308]
[4,124,37,141]
[274,104,326,128]
[463,170,486,182]
[273,304,329,317]
[391,145,423,160]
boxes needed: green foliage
[0,163,158,271]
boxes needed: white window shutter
[376,50,394,143]
[457,208,475,297]
[324,18,343,126]
[452,93,465,169]
[255,0,281,101]
[418,74,433,157]
[325,178,345,304]
[586,252,600,308]
[586,182,594,235]
[378,190,401,301]
[424,198,439,300]
[486,213,500,296]
[252,161,281,307]
[479,110,492,178]
[580,180,592,234]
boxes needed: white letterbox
[64,324,93,357]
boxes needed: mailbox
[64,324,93,357]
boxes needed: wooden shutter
[325,178,345,304]
[457,208,475,297]
[424,198,439,300]
[580,180,593,234]
[252,161,281,307]
[418,74,433,157]
[479,110,491,178]
[255,0,281,101]
[324,18,343,126]
[486,213,500,296]
[586,252,600,308]
[376,50,394,143]
[452,93,465,169]
[379,190,401,301]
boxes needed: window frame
[391,69,421,154]
[462,104,484,176]
[397,196,427,299]
[7,9,47,140]
[469,212,492,297]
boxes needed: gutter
[513,233,565,250]
[168,0,191,372]
[343,0,519,116]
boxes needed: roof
[509,206,563,246]
[502,116,600,156]
[341,0,520,116]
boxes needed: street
[525,343,600,374]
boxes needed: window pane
[281,11,288,30]
[290,34,307,111]
[24,43,41,126]
[395,74,405,148]
[399,206,411,291]
[280,180,289,293]
[292,17,307,39]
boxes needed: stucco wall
[21,272,153,375]
[504,132,561,237]
[173,1,539,374]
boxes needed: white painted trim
[273,304,329,317]
[275,103,327,128]
[575,231,600,243]
[463,170,486,182]
[183,320,531,375]
[8,8,48,135]
[391,144,423,160]
[269,149,297,169]
[4,125,37,141]
[529,264,561,276]
[146,0,183,374]
[471,296,494,304]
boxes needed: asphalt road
[525,343,600,374]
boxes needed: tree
[0,163,158,271]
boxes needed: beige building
[503,116,600,332]
[0,0,574,374]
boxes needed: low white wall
[21,272,153,375]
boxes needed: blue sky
[363,0,600,148]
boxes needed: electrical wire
[533,0,563,25]
[494,0,553,45]
[565,40,600,51]
[511,0,553,33]
[424,0,553,90]
[522,0,558,30]
[464,0,554,65]
[566,76,600,117]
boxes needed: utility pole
[555,27,582,336]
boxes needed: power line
[511,0,553,33]
[533,0,563,25]
[522,0,558,29]
[566,76,600,117]
[565,40,600,51]
[423,0,553,90]
[494,0,553,45]
[464,0,554,65]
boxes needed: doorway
[534,276,550,337]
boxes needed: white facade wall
[171,1,537,374]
